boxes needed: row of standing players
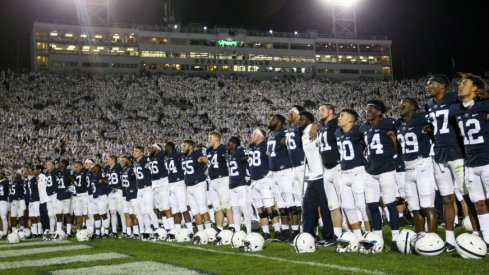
[1,73,489,253]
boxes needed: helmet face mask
[241,233,264,252]
[359,232,384,254]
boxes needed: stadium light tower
[75,0,111,25]
[330,0,359,38]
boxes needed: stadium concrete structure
[31,21,393,79]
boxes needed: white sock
[477,214,489,244]
[334,227,342,238]
[209,208,215,223]
[186,222,193,232]
[374,230,383,239]
[37,223,43,234]
[149,211,160,229]
[197,224,204,232]
[49,216,56,231]
[175,224,182,229]
[281,224,290,231]
[233,207,241,232]
[241,206,252,234]
[204,223,212,229]
[95,220,101,235]
[119,212,126,233]
[143,214,152,230]
[162,216,168,229]
[273,223,281,232]
[292,225,300,231]
[383,207,390,223]
[446,230,456,245]
[353,229,362,239]
[102,218,110,234]
[262,225,270,234]
[111,213,118,233]
[31,224,38,235]
[391,229,399,242]
[126,227,132,235]
[67,224,72,235]
[57,221,62,232]
[454,215,459,225]
[133,225,139,235]
[167,217,175,230]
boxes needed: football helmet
[414,232,444,256]
[462,217,473,232]
[231,231,247,248]
[53,229,67,241]
[175,228,192,243]
[7,232,20,243]
[293,232,316,253]
[43,229,53,241]
[76,229,90,242]
[216,229,233,246]
[154,228,168,241]
[204,227,218,242]
[22,228,32,239]
[192,231,209,245]
[242,232,265,252]
[396,229,416,254]
[359,232,384,254]
[456,233,487,259]
[17,231,26,241]
[142,228,155,241]
[336,232,359,253]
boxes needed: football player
[120,155,141,238]
[361,99,402,250]
[449,73,489,248]
[226,136,251,233]
[267,114,294,241]
[28,165,43,238]
[182,139,211,232]
[55,160,74,236]
[9,173,26,233]
[426,74,478,251]
[248,129,274,239]
[285,105,306,240]
[164,142,187,230]
[149,144,172,230]
[207,132,233,231]
[90,164,110,238]
[84,159,95,235]
[133,146,160,232]
[317,103,343,238]
[397,98,438,233]
[0,173,9,236]
[73,161,89,231]
[105,155,125,237]
[335,108,371,239]
[298,111,336,245]
[44,160,58,232]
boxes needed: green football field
[1,227,488,275]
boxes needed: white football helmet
[231,231,247,248]
[175,228,192,243]
[293,232,316,253]
[462,217,473,232]
[396,229,417,254]
[336,232,359,253]
[18,231,26,241]
[154,228,168,241]
[414,232,444,256]
[7,232,20,243]
[359,232,384,254]
[167,228,179,242]
[53,229,67,241]
[216,229,233,246]
[204,227,218,242]
[242,232,265,252]
[23,228,32,239]
[76,229,90,242]
[43,229,53,240]
[456,233,487,259]
[192,231,209,245]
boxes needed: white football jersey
[302,124,324,181]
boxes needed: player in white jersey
[298,111,336,245]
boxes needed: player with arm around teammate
[120,155,141,238]
[164,142,188,230]
[149,144,173,230]
[0,173,9,237]
[397,98,438,233]
[105,155,126,237]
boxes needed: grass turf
[1,227,489,275]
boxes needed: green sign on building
[217,39,239,47]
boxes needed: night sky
[0,0,487,79]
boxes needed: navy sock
[386,202,400,230]
[367,202,382,231]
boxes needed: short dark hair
[319,103,335,115]
[292,105,305,112]
[272,114,286,126]
[166,142,175,150]
[109,155,118,162]
[299,111,315,123]
[402,98,419,110]
[366,99,387,114]
[459,72,489,100]
[341,108,359,123]
[183,139,195,148]
[134,146,144,152]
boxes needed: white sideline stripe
[51,261,202,275]
[0,240,71,249]
[157,242,386,275]
[0,238,42,243]
[0,252,128,271]
[0,244,91,258]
